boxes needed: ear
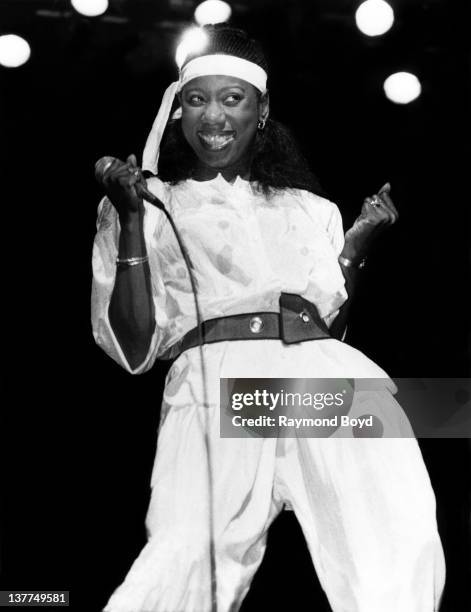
[259,90,270,122]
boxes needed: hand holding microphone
[95,154,165,222]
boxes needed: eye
[224,93,243,106]
[187,94,205,106]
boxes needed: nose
[201,100,226,126]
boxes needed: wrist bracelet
[338,255,367,269]
[116,255,149,267]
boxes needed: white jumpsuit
[92,174,446,612]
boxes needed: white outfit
[92,174,445,611]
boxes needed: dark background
[1,0,470,610]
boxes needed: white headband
[142,54,268,175]
[179,55,267,93]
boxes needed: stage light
[383,72,422,104]
[0,34,31,68]
[194,0,232,26]
[175,27,209,69]
[355,0,394,37]
[71,0,108,17]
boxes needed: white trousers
[104,341,446,612]
[104,422,445,612]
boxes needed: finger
[378,190,398,216]
[365,197,385,218]
[108,160,139,178]
[377,182,398,219]
[368,195,385,215]
[116,172,141,190]
[361,197,389,222]
[366,195,392,224]
[103,161,140,192]
[375,193,398,224]
[127,153,138,167]
[360,198,372,215]
[126,166,142,184]
[357,199,381,225]
[122,159,142,180]
[121,161,141,176]
[105,166,137,188]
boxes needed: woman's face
[180,75,268,172]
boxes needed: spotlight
[175,27,209,69]
[355,0,394,37]
[71,0,108,18]
[0,34,31,68]
[383,72,422,104]
[194,0,232,26]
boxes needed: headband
[142,54,268,175]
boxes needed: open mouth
[197,132,235,151]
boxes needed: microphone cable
[95,157,218,611]
[137,176,218,612]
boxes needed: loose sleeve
[295,190,348,333]
[325,200,346,257]
[323,200,348,338]
[91,190,169,374]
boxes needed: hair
[155,23,327,198]
[181,23,268,73]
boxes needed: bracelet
[338,255,367,269]
[116,255,149,267]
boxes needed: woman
[92,24,445,612]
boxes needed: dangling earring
[257,117,266,131]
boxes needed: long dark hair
[156,116,327,198]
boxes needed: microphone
[94,156,165,211]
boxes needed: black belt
[160,293,331,361]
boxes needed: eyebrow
[184,84,247,94]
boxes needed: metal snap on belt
[249,316,264,333]
[300,310,310,323]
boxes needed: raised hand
[343,183,398,261]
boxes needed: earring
[257,117,267,131]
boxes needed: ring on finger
[370,195,382,207]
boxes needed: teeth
[199,133,234,149]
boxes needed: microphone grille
[94,156,115,181]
